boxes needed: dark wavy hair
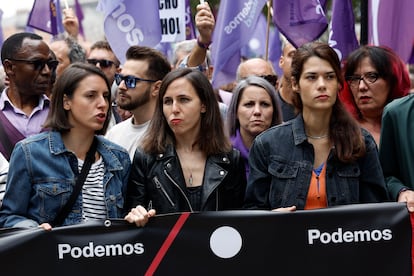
[340,45,410,120]
[227,76,282,137]
[291,42,365,162]
[141,68,231,155]
[43,62,112,135]
[125,45,171,81]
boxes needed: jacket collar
[292,114,308,145]
[154,144,231,165]
[48,131,123,171]
[156,144,232,209]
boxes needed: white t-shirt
[105,117,150,160]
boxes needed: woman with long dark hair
[245,42,388,211]
[125,69,246,226]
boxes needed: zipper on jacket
[163,169,194,212]
[153,176,175,207]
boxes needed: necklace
[188,172,193,186]
[306,134,329,139]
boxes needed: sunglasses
[87,59,115,68]
[114,73,156,89]
[9,58,59,72]
[259,75,278,86]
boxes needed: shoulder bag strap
[51,138,98,227]
[0,110,14,160]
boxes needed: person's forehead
[18,38,50,57]
[89,48,116,60]
[240,60,273,77]
[121,59,149,76]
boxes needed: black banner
[0,202,411,276]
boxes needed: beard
[117,86,151,111]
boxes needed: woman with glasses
[227,76,283,179]
[340,45,410,146]
[124,69,246,226]
[245,42,388,211]
[0,63,136,229]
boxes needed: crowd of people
[0,2,413,230]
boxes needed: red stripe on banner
[411,212,414,275]
[145,212,190,276]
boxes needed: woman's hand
[398,189,414,212]
[124,205,156,227]
[39,223,52,231]
[271,206,297,212]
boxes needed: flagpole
[265,0,272,61]
[360,0,368,45]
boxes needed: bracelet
[197,37,211,50]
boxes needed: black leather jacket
[126,145,246,214]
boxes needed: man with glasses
[105,46,171,160]
[0,32,58,160]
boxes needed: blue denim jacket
[0,131,131,228]
[245,115,388,210]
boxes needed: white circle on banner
[209,226,242,258]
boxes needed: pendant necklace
[188,171,193,186]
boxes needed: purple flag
[0,9,3,50]
[269,26,283,77]
[211,0,268,89]
[52,0,65,35]
[328,0,359,61]
[368,0,414,63]
[74,0,85,37]
[272,0,328,48]
[27,0,64,36]
[28,0,53,34]
[185,0,196,40]
[241,13,267,59]
[97,0,162,64]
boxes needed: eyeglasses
[87,59,115,68]
[114,73,156,89]
[9,58,59,72]
[345,72,380,88]
[259,75,278,86]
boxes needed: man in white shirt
[105,46,171,160]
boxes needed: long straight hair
[291,42,365,162]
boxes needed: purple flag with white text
[368,0,414,63]
[328,0,359,61]
[97,0,161,64]
[273,0,328,48]
[211,0,268,89]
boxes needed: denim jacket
[245,115,388,210]
[0,131,131,228]
[126,144,246,214]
